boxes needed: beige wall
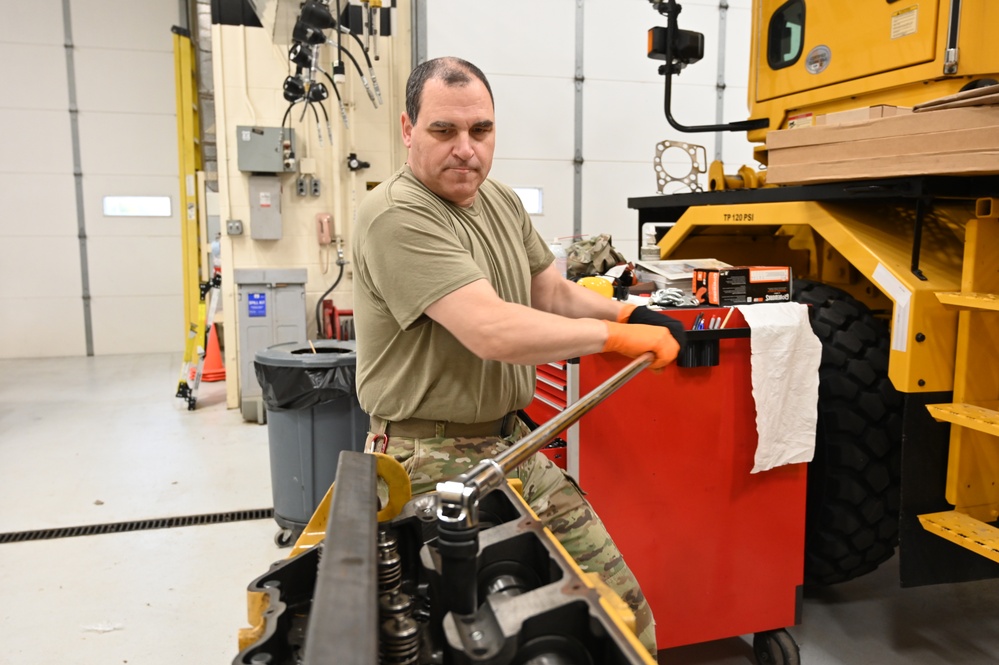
[212,12,411,408]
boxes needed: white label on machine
[872,264,912,352]
[787,113,813,129]
[891,6,918,39]
[259,191,272,208]
[241,129,251,141]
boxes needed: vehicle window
[768,0,805,70]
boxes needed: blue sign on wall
[248,292,267,317]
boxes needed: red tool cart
[524,360,571,470]
[535,308,807,662]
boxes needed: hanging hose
[314,259,345,339]
[320,69,349,128]
[338,25,382,105]
[332,41,378,107]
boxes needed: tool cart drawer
[524,361,569,470]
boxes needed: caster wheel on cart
[274,528,295,548]
[753,629,799,665]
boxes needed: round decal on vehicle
[805,45,831,74]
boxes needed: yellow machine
[639,0,999,586]
[745,0,999,147]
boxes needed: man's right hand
[602,321,680,369]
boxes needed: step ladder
[172,26,207,399]
[919,199,999,564]
[176,272,222,410]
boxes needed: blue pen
[692,312,704,330]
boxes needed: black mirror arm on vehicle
[653,0,769,134]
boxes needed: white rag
[736,302,821,473]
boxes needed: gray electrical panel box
[234,268,308,423]
[248,175,283,240]
[236,126,296,173]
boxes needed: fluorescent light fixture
[512,187,543,215]
[102,196,172,217]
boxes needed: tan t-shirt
[352,166,553,423]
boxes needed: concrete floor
[1,353,997,664]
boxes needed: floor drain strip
[0,508,275,544]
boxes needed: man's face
[401,77,495,207]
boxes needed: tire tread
[794,280,902,586]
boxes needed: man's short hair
[405,57,494,125]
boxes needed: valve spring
[379,589,413,621]
[377,529,402,592]
[379,615,420,665]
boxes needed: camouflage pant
[364,419,657,658]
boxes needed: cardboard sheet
[766,106,999,184]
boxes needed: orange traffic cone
[202,323,226,382]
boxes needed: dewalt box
[693,266,792,306]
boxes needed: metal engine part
[233,452,652,665]
[653,139,706,193]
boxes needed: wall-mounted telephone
[316,213,333,245]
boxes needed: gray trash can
[254,340,368,546]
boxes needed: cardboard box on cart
[693,266,792,306]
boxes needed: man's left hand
[617,303,687,351]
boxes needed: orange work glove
[616,302,639,323]
[616,303,687,349]
[602,321,680,369]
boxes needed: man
[352,56,683,657]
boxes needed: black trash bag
[254,341,358,411]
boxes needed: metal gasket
[654,140,707,193]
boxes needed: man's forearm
[427,274,676,368]
[531,264,627,321]
[425,278,609,365]
[460,300,608,365]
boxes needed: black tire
[793,280,903,586]
[959,78,998,92]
